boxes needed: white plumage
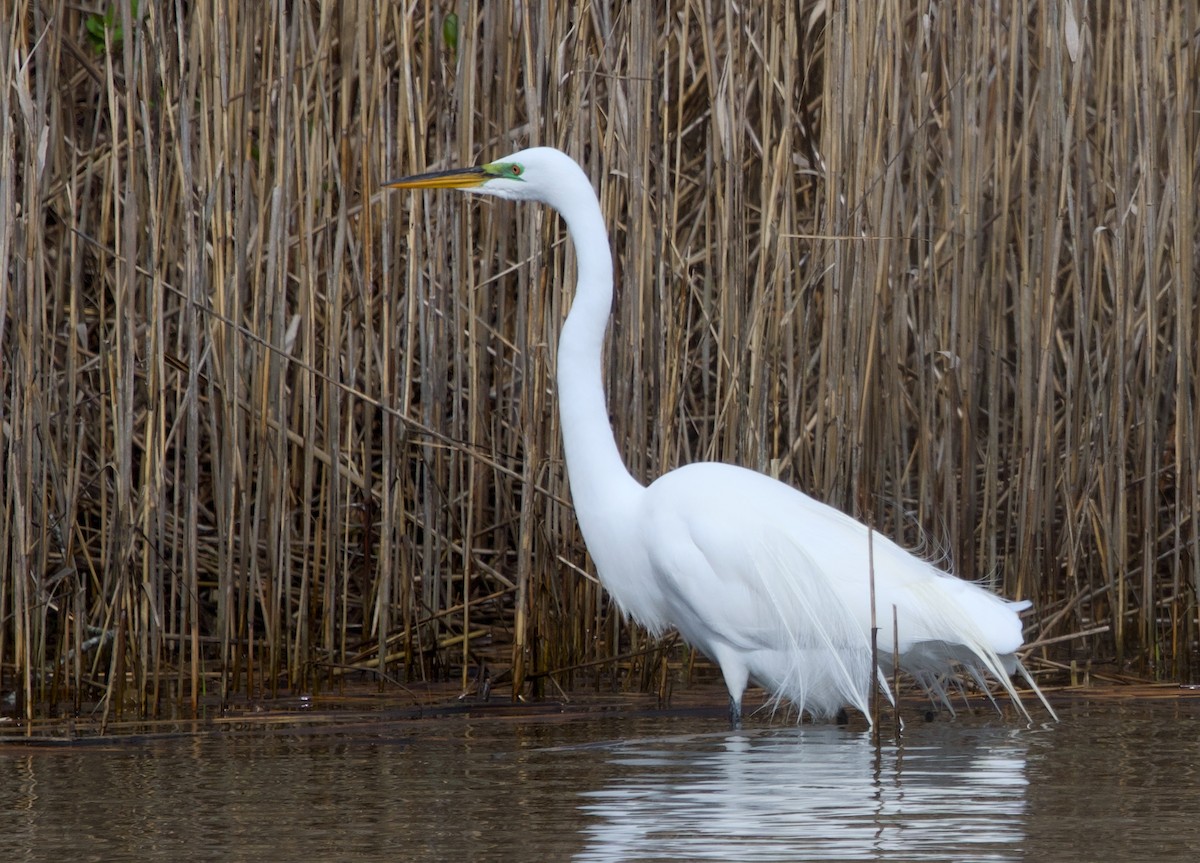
[387,146,1055,726]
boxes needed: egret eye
[510,164,523,177]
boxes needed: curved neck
[553,191,644,527]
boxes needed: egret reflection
[575,725,1028,861]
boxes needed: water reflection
[574,724,1029,861]
[3,701,1199,861]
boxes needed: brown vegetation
[1,1,1196,726]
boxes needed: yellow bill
[383,165,490,190]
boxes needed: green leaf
[442,12,459,55]
[84,1,144,56]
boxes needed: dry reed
[0,0,1196,726]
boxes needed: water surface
[3,698,1198,861]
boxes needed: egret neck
[550,182,645,541]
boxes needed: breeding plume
[386,147,1055,727]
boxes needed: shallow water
[2,699,1198,861]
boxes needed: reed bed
[1,0,1196,725]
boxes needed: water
[2,699,1198,861]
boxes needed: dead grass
[0,0,1196,726]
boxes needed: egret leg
[716,653,748,730]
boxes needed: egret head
[384,146,586,207]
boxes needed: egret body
[386,147,1054,727]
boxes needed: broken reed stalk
[0,0,1196,723]
[869,525,880,740]
[892,605,901,739]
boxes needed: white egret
[386,147,1055,727]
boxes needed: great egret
[386,147,1056,727]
